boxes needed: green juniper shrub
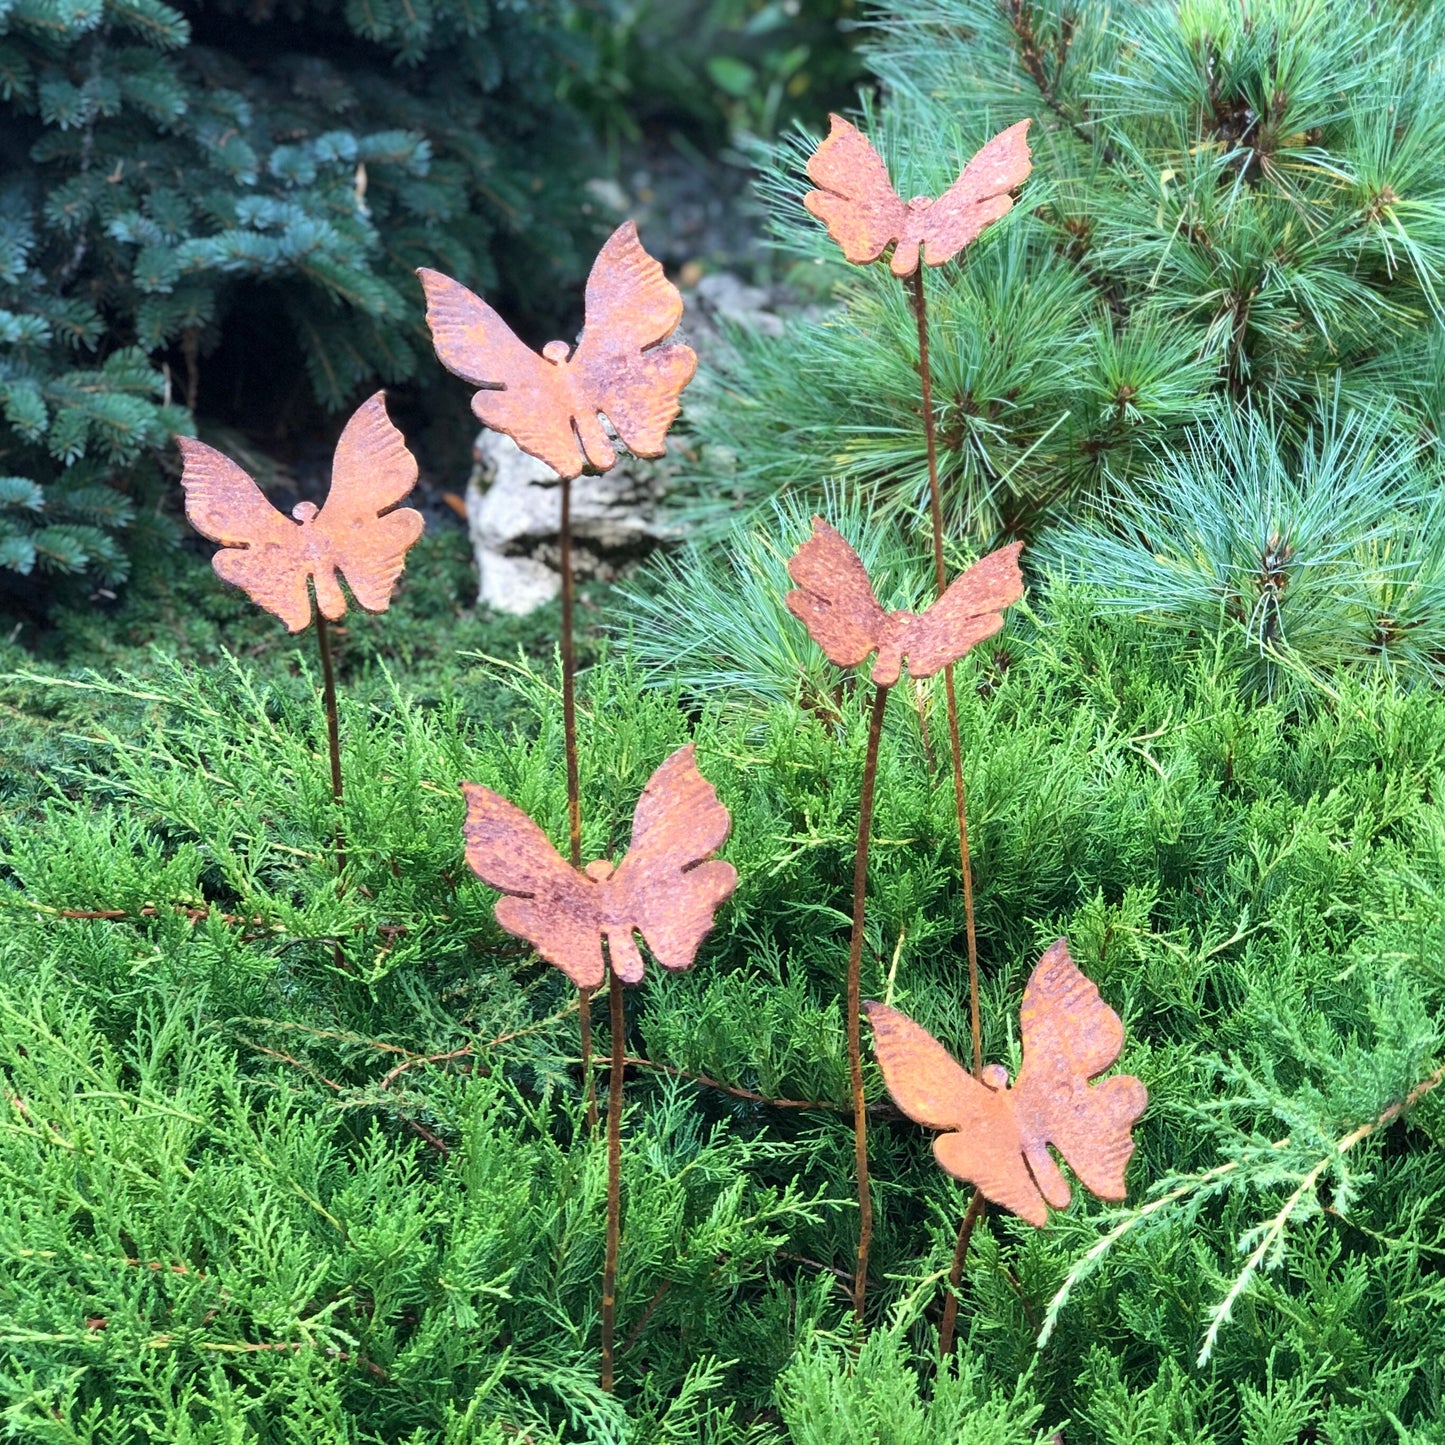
[0,524,619,807]
[1,574,1440,1440]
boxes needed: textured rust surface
[178,392,424,632]
[866,940,1148,1227]
[461,744,738,990]
[804,114,1032,276]
[418,220,697,481]
[786,517,1025,685]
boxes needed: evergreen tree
[688,0,1442,548]
[0,0,598,597]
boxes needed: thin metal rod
[560,473,582,866]
[600,968,625,1392]
[578,987,596,1129]
[848,681,890,1323]
[908,267,983,1081]
[560,473,598,1130]
[910,267,990,1361]
[314,609,346,877]
[938,1189,986,1358]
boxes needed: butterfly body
[462,745,737,990]
[866,940,1148,1227]
[804,115,1032,276]
[178,392,424,633]
[420,221,697,482]
[785,517,1024,685]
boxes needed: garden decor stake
[419,221,697,1128]
[178,392,424,884]
[805,111,1031,1069]
[459,743,737,1391]
[805,113,1032,1343]
[785,518,1023,1321]
[866,937,1146,1218]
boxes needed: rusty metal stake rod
[907,268,982,1079]
[938,1189,986,1358]
[314,608,346,877]
[600,968,625,1391]
[908,266,989,1352]
[848,681,890,1322]
[560,473,599,1131]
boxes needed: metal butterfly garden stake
[419,220,697,1131]
[804,113,1033,1341]
[785,517,1023,1320]
[421,221,703,1391]
[868,941,1147,1225]
[178,392,425,883]
[461,744,738,1391]
[868,938,1146,1349]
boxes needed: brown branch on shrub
[619,1054,899,1119]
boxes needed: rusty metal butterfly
[785,517,1024,686]
[418,220,697,481]
[865,939,1147,1227]
[804,115,1032,277]
[461,744,738,990]
[177,392,424,633]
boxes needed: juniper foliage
[2,571,1440,1439]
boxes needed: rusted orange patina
[866,940,1148,1227]
[177,392,424,632]
[418,220,697,481]
[804,114,1033,276]
[461,744,737,990]
[785,517,1024,685]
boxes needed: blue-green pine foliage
[0,0,597,593]
[681,0,1443,690]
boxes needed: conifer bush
[684,0,1443,547]
[3,593,1441,1439]
[0,0,596,598]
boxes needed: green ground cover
[1,539,1440,1441]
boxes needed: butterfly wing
[177,437,313,632]
[312,392,424,615]
[569,221,697,465]
[606,744,738,984]
[900,541,1025,678]
[418,267,586,478]
[1012,939,1148,1210]
[898,119,1033,274]
[865,1001,1047,1226]
[803,114,911,268]
[785,517,898,681]
[460,783,605,990]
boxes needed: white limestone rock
[465,431,675,614]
